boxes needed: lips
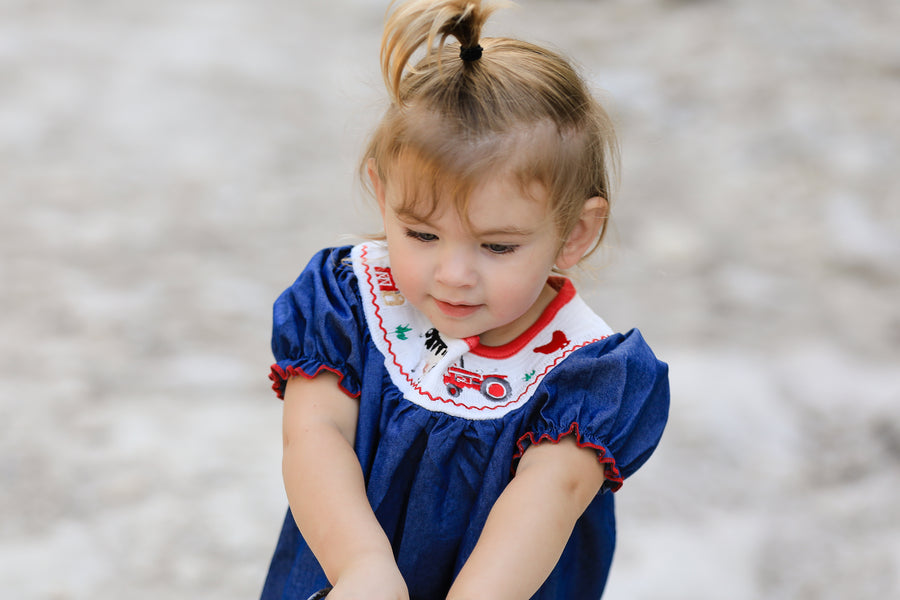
[434,298,481,318]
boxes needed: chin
[429,317,480,340]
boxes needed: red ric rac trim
[512,422,625,492]
[269,363,361,400]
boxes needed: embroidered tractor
[443,365,512,402]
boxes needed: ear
[555,196,608,270]
[367,158,387,216]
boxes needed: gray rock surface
[2,0,898,598]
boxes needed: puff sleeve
[268,246,367,400]
[513,329,669,492]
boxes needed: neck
[477,282,558,347]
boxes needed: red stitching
[269,363,361,400]
[512,422,624,491]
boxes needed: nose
[434,245,477,288]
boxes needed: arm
[446,436,606,600]
[282,373,408,600]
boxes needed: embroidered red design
[359,244,610,415]
[374,266,397,291]
[533,330,570,354]
[443,361,512,402]
[374,266,405,306]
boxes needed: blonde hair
[361,0,619,256]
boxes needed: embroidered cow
[424,328,448,357]
[420,328,448,375]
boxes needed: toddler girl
[260,2,669,599]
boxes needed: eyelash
[405,229,438,243]
[484,243,519,255]
[404,229,519,255]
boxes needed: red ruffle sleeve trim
[512,422,625,492]
[269,363,362,400]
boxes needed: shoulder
[550,329,667,379]
[291,245,357,288]
[519,328,670,490]
[275,246,360,311]
[533,328,670,432]
[269,245,369,398]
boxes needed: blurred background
[2,0,898,598]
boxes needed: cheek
[387,243,424,296]
[488,262,548,310]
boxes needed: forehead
[386,153,552,231]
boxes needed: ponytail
[381,0,497,104]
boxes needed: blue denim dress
[260,244,669,600]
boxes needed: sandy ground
[2,0,899,598]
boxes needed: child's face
[373,164,564,346]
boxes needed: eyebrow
[397,210,534,238]
[394,206,537,238]
[470,225,536,238]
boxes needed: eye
[483,243,519,255]
[405,229,438,243]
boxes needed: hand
[327,552,409,600]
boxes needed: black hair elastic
[459,44,483,62]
